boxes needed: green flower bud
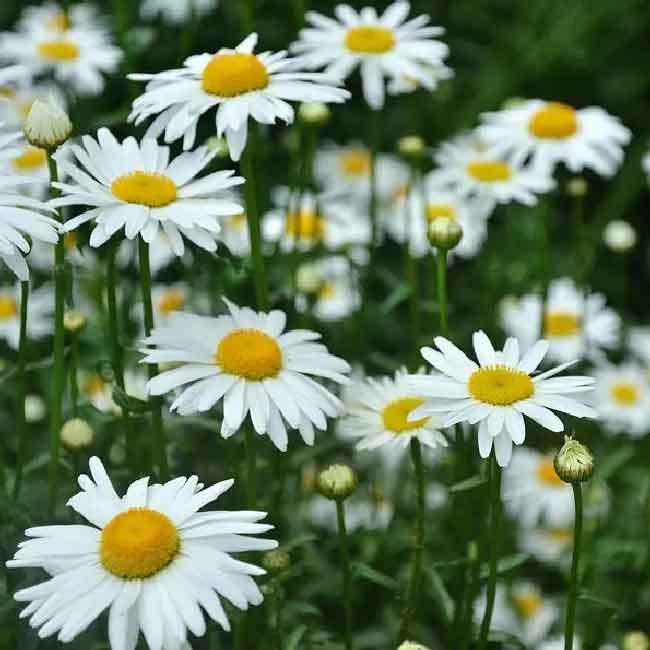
[262,549,291,574]
[316,464,358,500]
[427,216,463,250]
[60,418,94,451]
[397,135,425,159]
[554,436,594,483]
[623,631,649,650]
[24,97,72,150]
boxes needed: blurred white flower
[520,526,573,565]
[141,0,217,24]
[603,220,636,252]
[0,282,52,348]
[307,493,394,531]
[388,61,453,96]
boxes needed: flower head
[24,97,72,150]
[554,436,594,483]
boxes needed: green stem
[69,332,79,418]
[538,198,552,339]
[399,438,426,641]
[336,499,354,650]
[12,281,29,500]
[564,483,583,650]
[242,134,269,312]
[368,109,380,248]
[477,453,502,650]
[138,238,169,481]
[245,426,257,507]
[435,250,449,336]
[48,154,66,516]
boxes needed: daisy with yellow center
[128,33,349,162]
[141,0,217,25]
[340,369,448,454]
[142,298,350,451]
[291,1,449,109]
[479,99,631,177]
[52,128,244,253]
[8,456,277,646]
[408,331,596,467]
[500,278,621,363]
[0,84,67,129]
[593,363,650,437]
[521,526,573,564]
[0,283,53,349]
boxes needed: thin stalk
[244,426,257,507]
[138,238,169,480]
[404,166,421,370]
[564,483,583,650]
[48,154,66,516]
[477,453,502,650]
[368,108,380,248]
[399,438,425,641]
[336,499,354,650]
[538,198,551,339]
[69,332,79,417]
[435,250,449,336]
[13,281,30,500]
[242,135,269,311]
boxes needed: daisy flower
[141,0,218,24]
[28,231,94,272]
[474,582,557,647]
[339,368,448,454]
[0,83,67,128]
[118,229,188,275]
[0,282,52,348]
[592,363,650,436]
[428,133,554,217]
[17,2,107,34]
[291,1,449,110]
[387,60,453,95]
[80,370,148,415]
[219,210,251,257]
[408,331,596,467]
[628,326,650,366]
[538,637,582,650]
[0,22,122,97]
[499,278,621,363]
[128,33,350,161]
[0,141,50,197]
[502,448,574,528]
[53,128,244,253]
[262,190,371,252]
[8,456,277,647]
[307,491,394,532]
[478,99,631,177]
[520,526,573,565]
[141,298,350,451]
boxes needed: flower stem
[477,452,502,650]
[47,153,66,516]
[399,438,426,641]
[435,250,449,336]
[244,426,257,507]
[564,483,583,650]
[12,280,30,500]
[368,108,380,249]
[138,237,169,481]
[404,167,421,370]
[336,499,354,650]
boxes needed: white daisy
[118,229,188,275]
[150,283,189,327]
[295,256,360,321]
[538,637,582,650]
[407,331,596,467]
[17,2,107,34]
[428,133,554,217]
[0,141,50,197]
[291,1,449,110]
[141,298,350,451]
[478,99,631,177]
[0,22,122,97]
[592,363,650,437]
[219,209,250,257]
[306,492,394,532]
[0,83,67,128]
[339,368,448,454]
[499,278,621,364]
[0,282,52,348]
[628,326,650,367]
[7,456,277,647]
[28,230,95,272]
[520,526,573,565]
[262,190,371,252]
[141,0,217,24]
[474,582,557,647]
[387,60,453,95]
[128,33,349,161]
[503,448,574,528]
[53,128,244,253]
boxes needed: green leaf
[379,285,410,314]
[281,534,318,552]
[449,475,489,493]
[352,562,398,591]
[479,553,529,579]
[577,591,622,613]
[594,444,634,481]
[285,625,307,650]
[427,566,455,624]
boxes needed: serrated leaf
[352,561,398,591]
[449,475,488,493]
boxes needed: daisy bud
[623,632,649,650]
[565,176,588,197]
[554,436,594,483]
[603,220,636,253]
[205,136,230,159]
[25,394,46,423]
[64,309,87,333]
[316,464,358,501]
[298,102,331,125]
[428,216,463,250]
[397,642,431,650]
[397,135,425,159]
[24,97,72,150]
[262,549,291,574]
[60,418,95,451]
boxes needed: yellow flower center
[0,295,18,320]
[63,231,78,250]
[216,328,282,380]
[468,365,534,406]
[545,527,572,543]
[466,160,512,183]
[11,146,47,172]
[46,12,71,31]
[156,288,185,315]
[319,282,337,299]
[345,26,395,54]
[382,397,429,434]
[37,40,79,61]
[227,213,248,229]
[609,381,639,406]
[201,53,269,97]
[83,373,106,396]
[339,149,371,177]
[100,508,180,579]
[536,458,564,487]
[529,102,578,139]
[111,171,177,208]
[0,87,16,98]
[426,203,457,222]
[285,210,326,241]
[544,310,580,338]
[513,592,542,619]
